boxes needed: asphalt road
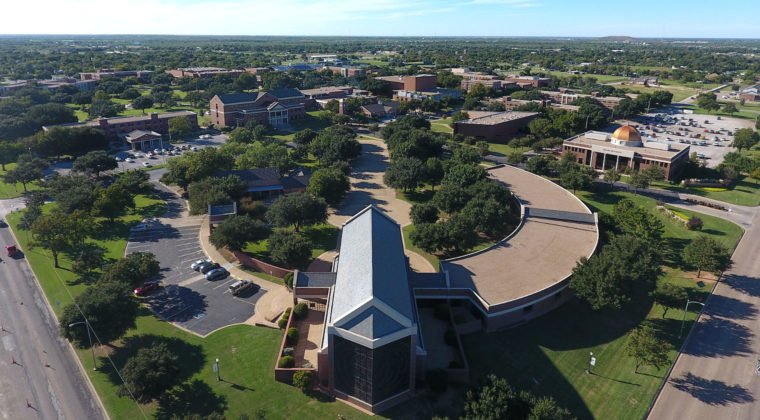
[649,199,760,418]
[0,226,103,420]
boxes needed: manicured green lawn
[459,187,743,420]
[651,177,760,207]
[0,162,44,199]
[430,118,453,134]
[8,198,369,419]
[485,143,530,157]
[544,70,628,84]
[244,223,339,268]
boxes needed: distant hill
[598,36,637,42]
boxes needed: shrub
[292,370,314,392]
[278,356,295,368]
[434,302,450,321]
[277,317,288,329]
[444,329,457,346]
[283,272,294,289]
[426,369,448,393]
[687,216,704,231]
[286,327,299,345]
[293,303,309,319]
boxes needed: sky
[2,0,758,38]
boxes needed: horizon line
[0,34,759,41]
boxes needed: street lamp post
[679,300,706,339]
[68,321,97,370]
[214,357,220,381]
[587,351,596,374]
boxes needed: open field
[544,70,628,84]
[244,223,339,266]
[461,187,743,420]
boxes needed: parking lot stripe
[178,275,205,287]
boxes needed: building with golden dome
[562,125,690,180]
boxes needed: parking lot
[125,209,264,336]
[113,133,227,171]
[628,107,754,168]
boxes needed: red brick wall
[232,250,293,278]
[405,75,437,92]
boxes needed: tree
[722,102,738,115]
[731,128,759,151]
[168,117,192,140]
[152,91,176,108]
[116,170,151,195]
[626,324,670,374]
[119,343,180,402]
[19,191,45,230]
[450,111,470,125]
[131,96,154,114]
[293,128,317,146]
[410,202,439,225]
[161,148,234,189]
[686,216,704,231]
[603,168,621,189]
[307,167,350,207]
[560,166,594,193]
[267,230,313,269]
[751,168,760,184]
[235,72,259,90]
[100,252,161,289]
[3,153,46,192]
[628,170,650,191]
[209,215,270,251]
[266,193,327,232]
[529,396,575,420]
[47,174,99,213]
[0,140,24,170]
[92,183,135,222]
[71,244,106,277]
[571,234,661,310]
[424,157,445,190]
[696,93,720,113]
[526,155,553,175]
[89,98,123,118]
[613,98,640,119]
[462,374,515,420]
[642,166,665,184]
[682,236,732,278]
[72,150,117,178]
[612,199,664,245]
[58,281,137,347]
[651,282,688,318]
[309,126,361,165]
[31,209,91,267]
[384,156,425,192]
[442,164,487,188]
[186,175,245,215]
[24,103,77,128]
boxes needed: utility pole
[679,300,705,339]
[68,321,96,370]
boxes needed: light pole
[679,300,705,339]
[214,357,220,382]
[68,321,97,370]
[585,114,591,130]
[587,351,596,374]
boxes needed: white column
[601,153,607,170]
[615,155,620,170]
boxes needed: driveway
[126,182,265,336]
[329,136,411,227]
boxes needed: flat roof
[459,111,539,126]
[565,131,690,160]
[442,165,598,307]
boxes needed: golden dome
[611,125,642,143]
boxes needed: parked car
[206,268,229,281]
[133,281,161,297]
[191,146,199,151]
[142,162,152,167]
[0,218,7,228]
[191,258,212,271]
[200,262,221,274]
[228,279,256,296]
[125,157,135,163]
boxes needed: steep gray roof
[329,206,414,332]
[341,307,406,340]
[269,88,304,99]
[216,92,265,104]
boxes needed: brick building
[167,67,245,79]
[541,90,624,111]
[78,69,154,81]
[326,66,365,78]
[563,125,690,181]
[375,74,437,92]
[504,75,553,89]
[453,111,539,143]
[43,111,198,143]
[740,84,760,102]
[209,89,308,128]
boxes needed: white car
[125,158,135,163]
[191,146,199,151]
[142,162,152,167]
[191,258,212,271]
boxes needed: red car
[133,281,161,297]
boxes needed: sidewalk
[198,218,291,328]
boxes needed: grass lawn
[619,84,702,103]
[244,223,339,268]
[684,104,760,120]
[0,162,44,199]
[485,143,530,157]
[7,198,369,419]
[66,103,89,122]
[544,70,628,84]
[430,118,453,134]
[651,177,760,207]
[459,187,743,420]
